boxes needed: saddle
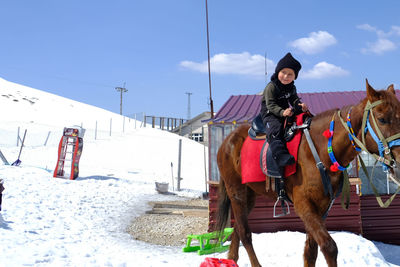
[242,113,312,182]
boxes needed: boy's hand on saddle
[299,103,308,112]
[283,108,294,117]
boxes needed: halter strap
[346,107,361,152]
[327,114,350,171]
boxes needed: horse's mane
[311,108,339,122]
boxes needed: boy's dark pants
[263,114,295,175]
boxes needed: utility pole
[185,92,192,120]
[115,82,127,115]
[205,0,214,118]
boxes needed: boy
[260,52,308,209]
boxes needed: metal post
[44,131,51,146]
[171,162,174,191]
[115,83,128,115]
[95,121,98,140]
[177,139,182,191]
[387,172,390,194]
[204,143,208,193]
[185,92,192,120]
[110,118,112,136]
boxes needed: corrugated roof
[209,90,400,124]
[211,94,261,123]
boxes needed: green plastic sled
[182,227,234,255]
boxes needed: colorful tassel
[323,129,332,139]
[330,164,339,172]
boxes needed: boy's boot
[270,139,295,167]
[266,139,293,217]
[265,143,282,178]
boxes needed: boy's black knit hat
[275,52,302,79]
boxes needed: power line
[115,82,128,115]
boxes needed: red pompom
[323,129,332,139]
[330,164,339,172]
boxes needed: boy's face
[278,68,295,85]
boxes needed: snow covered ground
[0,77,400,266]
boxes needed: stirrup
[273,190,290,218]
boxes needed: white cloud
[358,23,400,38]
[389,26,400,36]
[357,24,400,54]
[357,24,385,37]
[180,52,275,77]
[289,31,337,54]
[361,38,396,55]
[301,61,350,79]
[357,24,377,32]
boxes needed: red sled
[200,257,238,267]
[53,127,84,180]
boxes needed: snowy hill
[0,77,399,266]
[0,77,122,126]
[0,77,139,148]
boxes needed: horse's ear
[387,84,395,95]
[366,79,380,101]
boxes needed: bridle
[335,99,400,208]
[338,99,400,170]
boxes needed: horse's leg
[226,185,261,267]
[297,202,338,267]
[303,233,318,267]
[228,187,257,262]
[228,224,240,261]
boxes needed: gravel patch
[127,198,209,246]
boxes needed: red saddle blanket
[241,113,307,184]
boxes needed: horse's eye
[378,118,388,124]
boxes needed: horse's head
[364,80,400,180]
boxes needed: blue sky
[1,1,400,120]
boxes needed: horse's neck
[312,104,363,169]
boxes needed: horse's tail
[214,178,231,233]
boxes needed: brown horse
[215,80,400,267]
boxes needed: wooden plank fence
[209,181,400,244]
